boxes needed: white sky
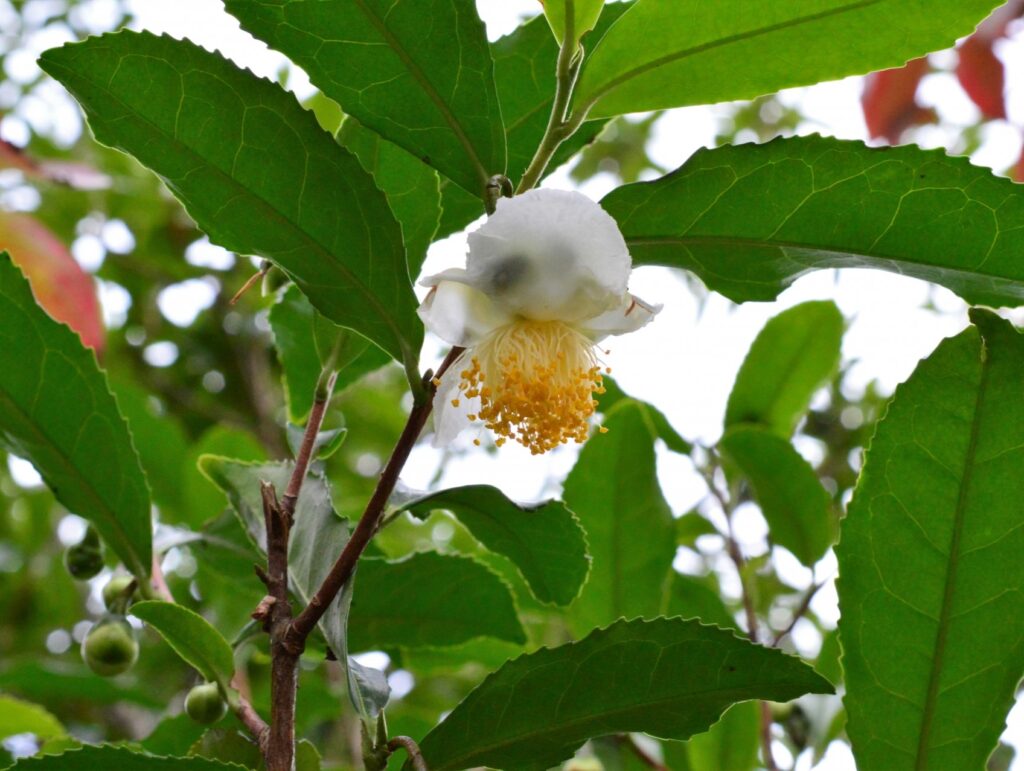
[11,1,1024,768]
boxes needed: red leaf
[0,212,106,352]
[861,58,931,143]
[0,139,111,190]
[957,36,1007,119]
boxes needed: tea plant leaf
[605,136,1024,308]
[130,602,235,689]
[838,310,1024,770]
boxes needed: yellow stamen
[451,398,460,408]
[458,320,605,455]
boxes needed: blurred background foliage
[0,1,1021,769]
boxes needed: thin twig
[618,734,667,771]
[281,371,337,516]
[387,736,428,771]
[286,347,462,646]
[771,581,825,647]
[230,260,272,305]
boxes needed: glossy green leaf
[600,377,691,453]
[349,552,525,650]
[415,616,833,771]
[224,0,505,196]
[493,7,627,185]
[725,302,844,437]
[663,572,738,632]
[130,602,235,689]
[667,701,760,771]
[544,0,604,45]
[563,401,675,636]
[604,136,1024,308]
[140,715,208,758]
[400,485,589,606]
[0,695,65,742]
[720,425,834,567]
[199,458,390,720]
[338,118,441,280]
[837,310,1024,770]
[10,745,247,769]
[40,31,421,375]
[575,0,1000,117]
[269,285,390,423]
[0,253,151,578]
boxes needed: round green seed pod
[64,543,104,580]
[81,617,138,677]
[185,682,228,725]
[101,575,138,612]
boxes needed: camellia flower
[419,188,659,455]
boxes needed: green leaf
[0,253,151,579]
[563,401,675,635]
[414,616,833,771]
[224,0,505,196]
[544,0,604,45]
[199,458,389,720]
[675,512,717,547]
[493,7,628,185]
[720,425,835,567]
[349,552,526,650]
[10,745,248,769]
[338,118,441,280]
[604,137,1024,308]
[40,31,422,375]
[130,602,235,690]
[837,310,1024,770]
[269,285,390,423]
[400,485,590,606]
[663,572,738,632]
[575,0,1000,117]
[669,701,760,771]
[140,715,208,758]
[725,302,844,437]
[0,695,65,742]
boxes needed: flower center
[456,319,606,455]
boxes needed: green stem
[516,1,588,193]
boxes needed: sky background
[5,1,1024,767]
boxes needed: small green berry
[101,576,138,612]
[82,618,138,677]
[185,682,227,725]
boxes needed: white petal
[417,278,512,347]
[577,293,661,342]
[465,189,631,322]
[431,355,479,447]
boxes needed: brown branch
[771,581,825,647]
[281,372,336,517]
[387,736,428,771]
[618,734,666,771]
[286,347,463,647]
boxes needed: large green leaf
[400,485,590,606]
[575,0,1000,117]
[837,310,1024,770]
[349,552,525,650]
[725,301,844,437]
[224,0,505,196]
[0,695,65,743]
[414,617,833,771]
[544,0,604,45]
[130,602,235,690]
[40,31,421,374]
[563,401,675,636]
[269,285,390,424]
[338,118,441,281]
[10,745,248,769]
[720,425,834,567]
[604,136,1024,308]
[492,7,628,185]
[663,572,738,632]
[0,253,151,578]
[199,458,389,720]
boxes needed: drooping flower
[419,188,659,454]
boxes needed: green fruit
[81,618,138,677]
[101,576,138,611]
[185,682,227,725]
[64,543,104,580]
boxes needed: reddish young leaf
[861,58,933,143]
[957,35,1007,119]
[0,139,111,190]
[0,212,105,351]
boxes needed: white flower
[419,188,659,454]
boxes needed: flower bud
[185,682,227,725]
[81,617,138,677]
